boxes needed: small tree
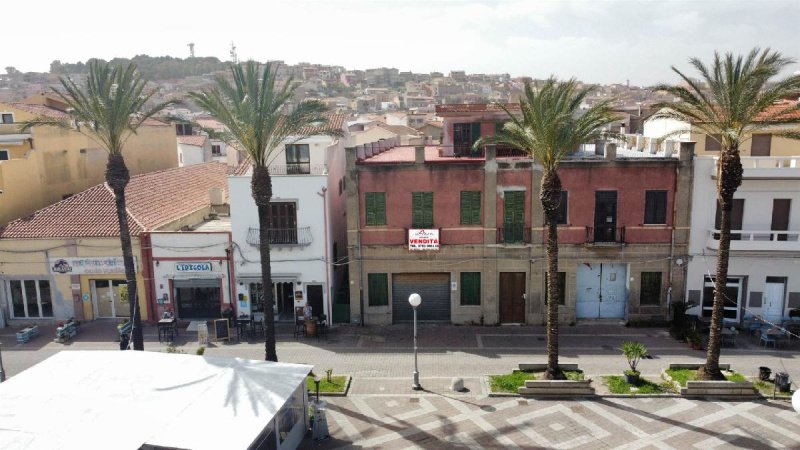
[622,341,647,375]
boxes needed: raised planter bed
[663,363,758,398]
[515,363,595,397]
[16,325,40,343]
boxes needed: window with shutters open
[460,191,481,225]
[460,272,481,305]
[412,192,434,228]
[365,192,386,226]
[368,273,389,306]
[644,190,668,224]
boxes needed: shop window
[368,273,388,306]
[640,272,662,305]
[460,272,481,305]
[7,279,53,318]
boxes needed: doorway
[499,272,526,323]
[576,263,628,319]
[763,277,786,324]
[594,191,618,242]
[274,282,295,320]
[307,285,324,319]
[92,279,129,318]
[174,279,221,319]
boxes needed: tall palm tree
[189,61,337,362]
[22,61,176,350]
[477,79,620,379]
[652,48,800,380]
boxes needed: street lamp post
[409,293,422,390]
[0,343,5,382]
[314,375,321,403]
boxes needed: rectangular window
[771,199,791,241]
[284,144,310,174]
[1,113,13,124]
[175,123,192,136]
[267,202,297,244]
[705,134,721,151]
[211,144,221,156]
[368,273,389,306]
[640,272,662,305]
[460,272,481,305]
[503,191,525,243]
[714,199,744,240]
[412,192,434,228]
[7,279,53,318]
[644,190,668,224]
[751,134,772,157]
[702,276,742,320]
[545,272,566,305]
[0,150,9,161]
[556,191,568,225]
[365,192,386,226]
[460,191,481,225]
[453,122,481,156]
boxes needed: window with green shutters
[412,192,434,228]
[503,191,525,243]
[368,273,389,306]
[460,191,481,225]
[460,272,481,305]
[545,272,566,305]
[365,192,386,226]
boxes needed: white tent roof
[0,351,311,450]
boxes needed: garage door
[576,263,627,319]
[392,273,451,323]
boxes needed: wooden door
[499,272,526,323]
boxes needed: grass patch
[605,376,674,395]
[725,371,747,382]
[564,370,585,381]
[307,375,348,393]
[489,371,535,393]
[665,368,694,387]
[754,380,795,397]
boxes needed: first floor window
[460,272,481,305]
[365,192,386,226]
[211,144,222,156]
[702,276,742,320]
[0,150,8,161]
[460,191,481,225]
[368,273,389,306]
[7,279,53,318]
[1,113,13,124]
[556,191,568,225]
[639,272,662,305]
[412,192,434,228]
[544,272,566,305]
[644,191,668,225]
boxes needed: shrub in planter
[622,341,647,384]
[687,329,702,349]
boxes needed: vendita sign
[408,229,440,251]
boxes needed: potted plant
[622,341,647,384]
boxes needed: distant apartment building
[0,94,178,226]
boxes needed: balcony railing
[712,156,800,179]
[451,145,531,158]
[706,229,800,251]
[267,164,327,176]
[497,226,531,244]
[585,226,626,245]
[246,227,313,247]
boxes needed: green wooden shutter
[460,272,481,305]
[461,191,481,225]
[366,192,386,226]
[503,191,525,243]
[422,192,434,228]
[470,122,482,156]
[365,193,375,225]
[368,273,388,306]
[412,192,423,228]
[376,193,386,225]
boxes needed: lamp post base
[412,371,422,391]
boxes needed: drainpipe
[317,187,332,326]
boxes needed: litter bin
[775,372,791,392]
[759,366,771,381]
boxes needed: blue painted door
[576,263,628,319]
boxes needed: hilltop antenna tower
[230,42,238,64]
[188,43,195,58]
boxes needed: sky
[3,0,799,86]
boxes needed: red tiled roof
[435,103,521,114]
[297,113,347,135]
[177,135,208,146]
[0,163,229,239]
[756,102,800,122]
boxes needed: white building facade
[686,156,800,324]
[229,123,349,323]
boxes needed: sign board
[408,229,440,251]
[49,257,137,275]
[175,262,213,272]
[213,319,230,341]
[71,284,81,290]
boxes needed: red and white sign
[408,229,440,251]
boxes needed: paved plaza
[2,321,800,449]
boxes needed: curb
[317,376,352,397]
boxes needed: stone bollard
[451,377,465,392]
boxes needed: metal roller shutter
[392,273,451,323]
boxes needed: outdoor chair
[760,332,777,349]
[294,315,306,338]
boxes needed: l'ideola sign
[408,229,440,251]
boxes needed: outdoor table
[158,318,177,343]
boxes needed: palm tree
[476,78,620,379]
[652,48,800,380]
[189,61,337,362]
[22,61,176,350]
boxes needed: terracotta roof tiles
[435,103,520,114]
[177,135,208,146]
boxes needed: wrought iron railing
[585,226,625,245]
[246,227,313,246]
[497,226,531,244]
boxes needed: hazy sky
[4,0,799,85]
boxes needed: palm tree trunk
[106,153,143,350]
[541,170,563,380]
[702,150,743,380]
[252,166,277,362]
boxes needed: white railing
[711,156,800,179]
[706,228,800,251]
[267,164,327,176]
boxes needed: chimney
[620,123,626,135]
[679,141,695,161]
[414,145,425,164]
[209,187,224,206]
[604,142,617,160]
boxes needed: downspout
[225,230,235,314]
[317,187,332,326]
[667,162,680,310]
[140,233,156,322]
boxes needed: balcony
[711,156,800,179]
[267,164,327,176]
[585,226,626,246]
[497,226,531,244]
[706,229,800,252]
[246,227,313,247]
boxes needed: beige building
[0,94,179,226]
